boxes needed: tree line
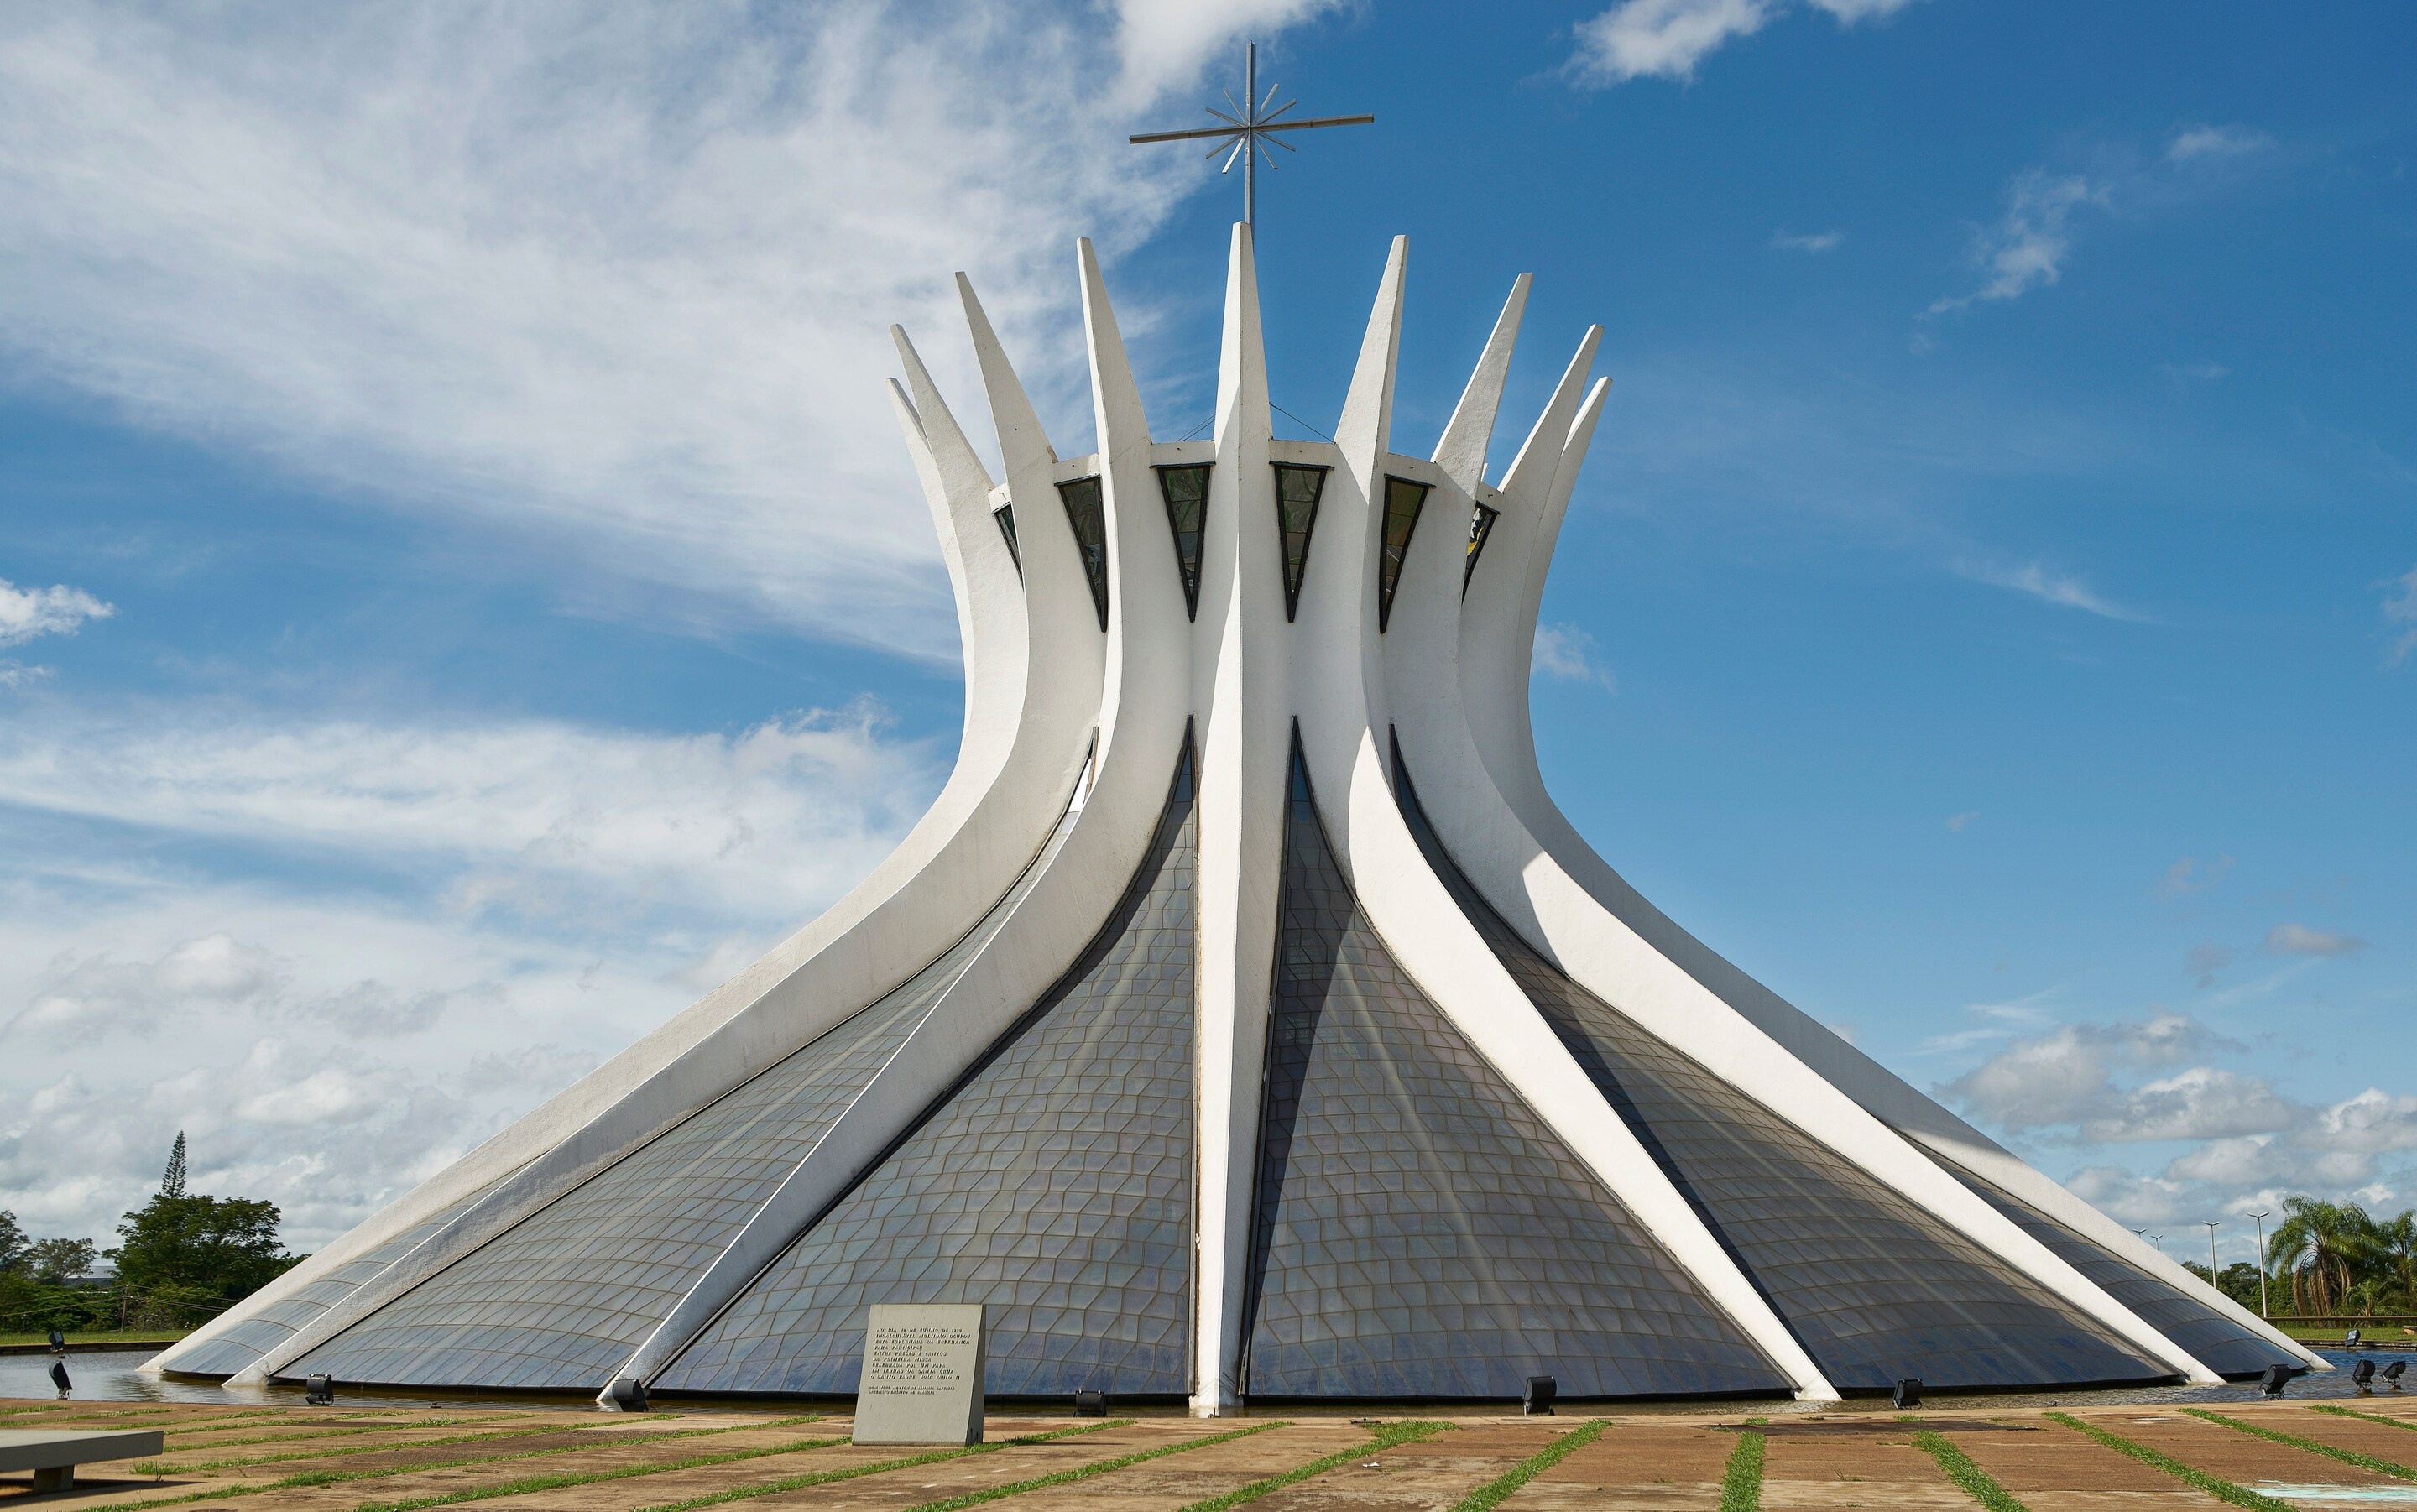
[1,1133,302,1336]
[2179,1195,2417,1316]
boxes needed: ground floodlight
[305,1374,335,1405]
[1892,1378,1924,1410]
[2348,1328,2362,1346]
[2260,1363,2292,1397]
[1074,1389,1106,1417]
[1524,1376,1557,1416]
[2383,1361,2407,1386]
[48,1359,70,1395]
[2353,1359,2377,1389]
[610,1377,649,1412]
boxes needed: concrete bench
[0,1427,166,1493]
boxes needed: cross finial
[1129,42,1374,226]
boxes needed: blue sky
[2,0,2410,1269]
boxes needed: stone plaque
[853,1303,986,1446]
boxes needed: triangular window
[1464,503,1499,597]
[1057,476,1109,631]
[1155,464,1211,619]
[992,503,1021,577]
[1270,463,1329,623]
[1376,475,1431,632]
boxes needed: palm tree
[2268,1197,2382,1316]
[2373,1210,2417,1312]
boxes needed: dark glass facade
[1156,464,1210,618]
[290,800,1083,1391]
[992,503,1020,576]
[1270,464,1327,622]
[656,741,1198,1399]
[1390,743,2177,1394]
[1374,476,1430,632]
[1464,503,1499,595]
[1932,1155,2286,1380]
[164,1186,497,1378]
[1242,741,1792,1401]
[1057,476,1109,629]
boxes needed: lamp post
[2203,1219,2221,1285]
[2250,1210,2272,1319]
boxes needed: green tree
[2268,1196,2384,1315]
[108,1193,293,1304]
[160,1131,188,1199]
[0,1210,25,1272]
[27,1238,97,1285]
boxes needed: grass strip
[344,1430,851,1512]
[137,1415,662,1472]
[1720,1426,1766,1512]
[164,1412,526,1447]
[82,1414,832,1512]
[899,1420,1286,1512]
[1177,1419,1448,1512]
[1449,1418,1610,1512]
[2045,1411,2294,1512]
[2184,1407,2417,1480]
[624,1421,1127,1512]
[1913,1431,2028,1512]
[2316,1404,2417,1433]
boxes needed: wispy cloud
[0,5,1279,660]
[2384,564,2417,668]
[2156,853,2232,899]
[2161,359,2229,383]
[0,579,111,648]
[1928,169,2105,315]
[2184,942,2230,988]
[2167,123,2271,164]
[1945,811,1978,832]
[2266,922,2369,958]
[1566,0,1919,87]
[1772,228,1845,253]
[1532,622,1618,691]
[1955,560,2146,621]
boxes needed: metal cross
[1129,42,1373,226]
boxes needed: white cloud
[2265,922,2368,958]
[0,701,938,923]
[0,694,942,1247]
[1567,0,1919,86]
[1929,170,2103,315]
[2384,564,2417,668]
[0,579,111,648]
[1110,0,1349,103]
[1955,560,2143,621]
[1532,622,1617,691]
[2156,853,2233,898]
[1941,1009,2244,1135]
[2167,123,2270,164]
[0,5,1280,659]
[0,661,50,689]
[9,933,285,1045]
[1772,229,1845,253]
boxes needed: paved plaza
[8,1392,2417,1509]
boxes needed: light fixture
[1074,1389,1106,1417]
[1523,1376,1557,1416]
[305,1374,335,1405]
[609,1378,649,1412]
[2260,1364,2292,1398]
[1892,1379,1923,1410]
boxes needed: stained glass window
[1057,477,1108,630]
[1154,464,1210,619]
[1932,1155,2288,1381]
[993,503,1021,576]
[1390,739,2176,1395]
[655,741,1199,1400]
[1270,464,1328,623]
[1464,503,1499,596]
[1375,476,1430,632]
[1242,735,1792,1402]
